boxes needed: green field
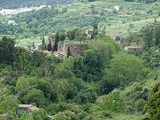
[16,36,48,49]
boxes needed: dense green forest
[0,0,160,39]
[0,0,80,9]
[0,0,160,120]
[125,0,158,3]
[0,20,160,119]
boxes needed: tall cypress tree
[32,42,35,50]
[47,40,51,51]
[93,23,98,35]
[67,46,71,57]
[154,26,160,47]
[39,37,46,50]
[54,32,59,51]
[143,28,153,50]
[42,37,46,50]
[42,37,45,44]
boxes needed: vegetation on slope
[0,0,160,120]
[0,0,160,40]
[0,0,80,9]
[0,20,160,119]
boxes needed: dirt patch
[96,96,104,102]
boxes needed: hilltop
[0,0,160,41]
[0,0,80,9]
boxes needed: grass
[110,113,145,120]
[105,18,160,37]
[16,36,48,49]
[144,78,160,88]
[0,34,14,39]
[119,77,160,98]
[0,34,46,49]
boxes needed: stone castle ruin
[46,36,88,58]
[54,40,88,58]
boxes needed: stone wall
[57,42,88,56]
[46,35,55,49]
[65,43,88,56]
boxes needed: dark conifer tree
[47,40,52,51]
[154,26,160,47]
[93,23,98,35]
[54,32,59,51]
[41,37,46,50]
[32,42,35,50]
[67,46,71,57]
[42,37,45,44]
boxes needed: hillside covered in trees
[0,0,160,120]
[0,0,80,9]
[0,19,160,119]
[1,0,160,39]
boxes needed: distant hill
[0,0,80,9]
[0,0,160,39]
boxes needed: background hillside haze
[0,0,80,9]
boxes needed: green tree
[0,36,16,65]
[19,111,34,120]
[154,26,160,47]
[47,40,52,51]
[88,0,96,2]
[54,32,59,51]
[101,91,124,113]
[32,50,46,67]
[143,28,153,50]
[73,87,97,104]
[47,102,68,115]
[145,0,155,3]
[37,80,56,101]
[15,76,38,92]
[134,99,146,112]
[39,37,46,50]
[75,29,86,43]
[16,76,30,92]
[54,56,74,78]
[73,55,84,78]
[59,32,66,41]
[32,109,48,120]
[52,79,70,102]
[13,47,33,72]
[61,7,67,14]
[0,95,19,116]
[32,42,35,50]
[101,52,144,93]
[67,29,78,40]
[145,83,160,120]
[67,46,71,57]
[23,88,45,107]
[83,39,116,82]
[124,0,134,2]
[93,23,98,35]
